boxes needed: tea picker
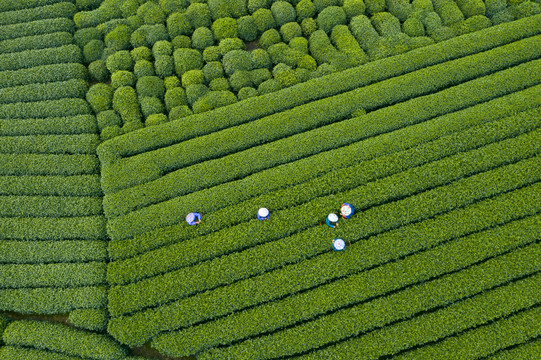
[186,212,201,225]
[257,207,270,220]
[326,213,339,228]
[340,203,354,219]
[332,238,346,251]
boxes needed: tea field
[0,0,540,359]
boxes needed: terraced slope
[98,14,541,358]
[0,1,107,316]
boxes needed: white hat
[341,205,352,216]
[186,213,195,223]
[333,238,346,250]
[328,213,338,223]
[258,207,269,217]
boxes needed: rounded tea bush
[155,55,175,77]
[83,39,104,64]
[271,1,297,26]
[86,83,113,114]
[131,46,152,62]
[185,3,212,29]
[182,69,205,87]
[289,36,309,53]
[301,17,318,36]
[167,12,192,38]
[203,61,225,82]
[169,105,193,121]
[219,37,245,55]
[238,86,258,100]
[238,16,258,41]
[343,0,367,20]
[173,48,204,75]
[105,24,131,51]
[146,113,169,126]
[164,87,187,111]
[74,27,101,48]
[134,59,155,78]
[280,22,302,42]
[164,76,181,89]
[252,8,277,32]
[258,78,282,94]
[317,6,347,33]
[140,96,165,118]
[296,0,316,21]
[209,77,231,91]
[113,86,142,123]
[314,0,340,12]
[153,40,173,56]
[192,27,215,50]
[88,60,110,82]
[186,83,209,106]
[137,1,167,25]
[248,0,271,14]
[136,76,166,99]
[106,50,134,73]
[259,28,282,49]
[111,70,136,89]
[250,68,272,86]
[172,35,192,49]
[101,125,123,140]
[97,110,122,131]
[203,46,221,61]
[251,48,272,68]
[223,49,253,75]
[159,0,189,14]
[403,17,426,36]
[212,17,238,40]
[229,70,253,92]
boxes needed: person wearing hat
[257,207,270,220]
[340,203,354,219]
[332,238,346,251]
[186,212,201,225]
[326,213,339,228]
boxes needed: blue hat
[186,213,195,223]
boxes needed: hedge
[349,14,380,52]
[106,123,541,286]
[0,115,97,136]
[391,306,541,360]
[0,98,91,119]
[100,37,541,194]
[0,347,85,360]
[371,11,403,36]
[0,32,73,55]
[69,308,109,332]
[0,45,82,72]
[74,2,123,28]
[0,2,76,26]
[2,320,127,360]
[0,174,101,197]
[107,152,541,318]
[0,194,102,217]
[488,338,541,360]
[0,286,107,314]
[153,214,541,356]
[0,261,105,288]
[0,79,87,105]
[0,240,107,264]
[0,134,99,156]
[0,215,106,240]
[102,80,541,225]
[0,63,87,89]
[0,0,69,12]
[108,182,541,346]
[96,15,541,165]
[0,18,74,42]
[202,249,541,359]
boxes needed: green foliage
[0,239,106,264]
[212,17,238,40]
[0,18,74,42]
[97,110,123,131]
[365,0,386,14]
[271,1,297,26]
[121,120,144,134]
[301,17,318,36]
[74,2,122,28]
[113,86,142,123]
[252,8,277,32]
[452,15,492,35]
[259,28,282,48]
[203,61,225,82]
[343,0,366,19]
[140,96,165,118]
[0,114,97,137]
[2,320,126,360]
[160,0,189,14]
[83,39,104,64]
[0,45,82,72]
[0,286,107,314]
[298,54,318,70]
[257,78,282,94]
[169,105,193,120]
[289,36,309,53]
[120,0,139,18]
[182,69,205,87]
[331,25,369,65]
[152,40,173,57]
[296,0,317,21]
[248,0,271,14]
[173,48,204,76]
[134,59,155,77]
[130,46,152,62]
[491,9,515,25]
[111,71,136,89]
[166,12,192,38]
[164,76,181,89]
[371,11,402,36]
[185,2,212,29]
[87,83,113,114]
[209,77,231,91]
[106,50,134,73]
[218,37,245,55]
[280,22,302,42]
[69,308,108,332]
[186,83,209,105]
[250,48,272,68]
[387,0,414,21]
[456,0,487,17]
[0,32,73,55]
[164,87,187,111]
[203,45,221,61]
[172,35,192,48]
[155,55,175,77]
[88,60,110,82]
[0,98,92,119]
[250,68,272,86]
[349,14,380,51]
[136,76,165,99]
[238,86,259,100]
[317,6,347,33]
[104,24,131,51]
[0,2,76,26]
[0,63,88,90]
[509,1,541,19]
[223,49,253,75]
[485,0,507,16]
[267,42,304,67]
[434,0,465,25]
[137,1,166,25]
[208,0,248,19]
[314,0,341,12]
[146,113,169,126]
[192,27,215,50]
[237,15,258,41]
[131,24,169,48]
[403,16,426,36]
[229,70,253,91]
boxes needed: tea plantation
[0,0,540,359]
